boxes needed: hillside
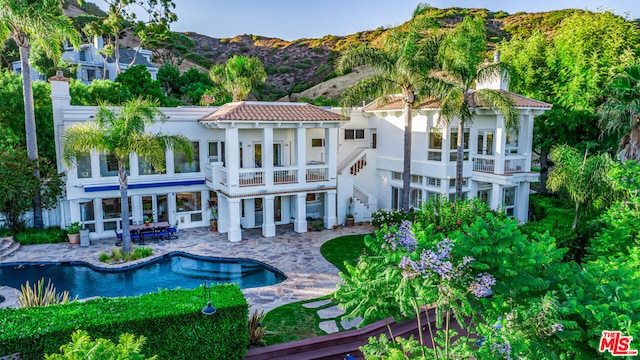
[44,4,639,102]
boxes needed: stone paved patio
[0,223,374,314]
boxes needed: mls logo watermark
[599,331,638,356]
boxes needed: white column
[217,195,229,233]
[263,127,274,187]
[323,190,337,229]
[262,195,276,237]
[294,193,307,233]
[296,127,306,184]
[491,183,501,211]
[226,127,240,187]
[494,116,505,174]
[523,114,533,172]
[227,198,242,242]
[325,127,338,180]
[517,183,530,223]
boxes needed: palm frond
[335,45,393,75]
[475,89,518,131]
[340,73,395,108]
[61,123,108,167]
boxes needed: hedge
[0,284,248,359]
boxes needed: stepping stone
[301,299,332,309]
[319,320,339,334]
[317,305,345,319]
[341,316,363,330]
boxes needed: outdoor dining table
[130,221,170,231]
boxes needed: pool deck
[0,224,374,314]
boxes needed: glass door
[142,194,169,223]
[477,130,494,155]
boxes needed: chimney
[93,35,104,50]
[493,50,501,63]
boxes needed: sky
[95,0,640,41]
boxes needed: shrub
[44,330,157,360]
[248,309,268,347]
[293,62,311,69]
[100,246,153,263]
[17,278,75,309]
[277,66,290,73]
[13,228,67,245]
[0,285,248,359]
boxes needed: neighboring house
[49,65,550,242]
[13,36,158,84]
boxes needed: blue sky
[96,0,640,40]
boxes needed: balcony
[207,162,332,193]
[473,155,528,175]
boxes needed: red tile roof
[199,102,347,122]
[363,91,552,112]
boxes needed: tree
[115,64,166,103]
[62,98,193,254]
[209,55,267,102]
[598,64,640,161]
[547,144,615,233]
[438,16,517,199]
[0,0,80,229]
[94,0,177,76]
[337,4,440,213]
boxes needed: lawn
[261,233,371,345]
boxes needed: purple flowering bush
[336,197,572,359]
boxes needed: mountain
[56,4,638,102]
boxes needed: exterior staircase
[0,237,19,260]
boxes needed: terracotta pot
[67,233,80,244]
[210,220,218,232]
[346,217,355,226]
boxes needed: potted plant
[346,197,355,226]
[210,207,218,232]
[66,222,81,244]
[143,216,152,227]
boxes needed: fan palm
[0,0,80,228]
[437,16,518,199]
[209,55,267,102]
[62,98,193,254]
[598,64,640,161]
[337,4,441,213]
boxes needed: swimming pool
[0,252,286,299]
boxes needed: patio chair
[140,228,155,245]
[115,230,123,246]
[154,226,169,242]
[168,221,179,240]
[130,229,140,244]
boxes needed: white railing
[216,167,227,185]
[238,169,265,187]
[306,165,328,182]
[353,183,369,206]
[273,167,298,184]
[338,147,368,175]
[473,155,495,172]
[350,153,367,175]
[505,156,527,173]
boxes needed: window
[76,153,92,179]
[410,188,423,208]
[311,138,324,147]
[208,141,225,165]
[345,129,365,140]
[391,187,402,210]
[449,192,468,202]
[306,193,320,202]
[79,50,87,62]
[138,153,166,175]
[449,128,470,161]
[80,200,95,232]
[176,191,203,222]
[426,177,441,187]
[428,128,443,161]
[174,142,200,173]
[392,172,403,180]
[411,175,422,184]
[99,153,128,177]
[503,186,517,217]
[102,197,131,231]
[449,178,469,188]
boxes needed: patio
[0,224,374,314]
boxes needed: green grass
[320,234,370,274]
[261,234,371,346]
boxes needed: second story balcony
[472,154,529,175]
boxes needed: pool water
[0,253,286,299]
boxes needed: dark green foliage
[13,228,67,244]
[297,96,338,107]
[288,82,314,94]
[69,79,133,106]
[277,65,290,73]
[292,62,311,69]
[115,65,167,104]
[264,65,277,75]
[0,285,248,359]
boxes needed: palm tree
[62,98,193,254]
[337,4,441,213]
[437,16,518,199]
[209,55,267,102]
[0,0,80,228]
[598,64,640,161]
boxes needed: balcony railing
[306,165,329,182]
[504,156,527,173]
[238,169,265,187]
[274,167,298,184]
[473,155,495,173]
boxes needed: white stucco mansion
[49,68,550,242]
